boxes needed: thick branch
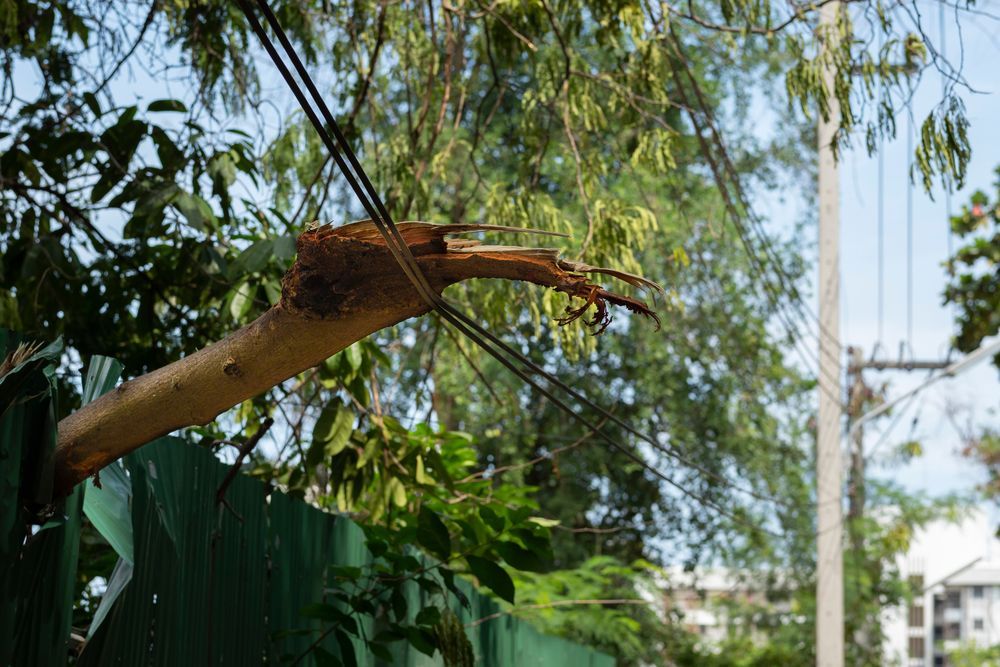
[51,222,657,497]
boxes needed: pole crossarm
[848,337,1000,446]
[847,359,951,373]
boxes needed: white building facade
[883,508,1000,666]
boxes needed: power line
[878,106,886,348]
[849,337,1000,443]
[906,95,915,355]
[669,45,841,364]
[236,0,799,531]
[666,37,847,409]
[940,1,955,269]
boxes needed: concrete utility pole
[816,1,844,665]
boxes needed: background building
[662,567,793,646]
[884,508,1000,666]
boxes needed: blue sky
[833,5,999,500]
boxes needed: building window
[974,618,984,630]
[909,605,924,627]
[947,590,961,608]
[908,636,925,658]
[973,585,984,599]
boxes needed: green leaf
[343,343,363,372]
[81,355,123,404]
[79,355,135,564]
[86,558,132,639]
[172,192,215,231]
[208,151,237,188]
[228,239,273,278]
[368,641,393,662]
[314,647,342,667]
[150,127,183,169]
[82,91,101,116]
[388,477,407,508]
[328,564,362,581]
[90,170,118,203]
[415,455,433,485]
[466,555,515,604]
[391,586,408,620]
[273,235,297,261]
[415,605,441,627]
[479,506,505,532]
[228,280,254,321]
[416,506,451,561]
[335,630,358,667]
[404,626,437,657]
[496,541,549,573]
[300,604,356,635]
[83,463,133,564]
[527,516,560,528]
[316,405,354,453]
[439,568,470,609]
[147,99,187,113]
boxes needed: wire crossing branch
[51,221,658,498]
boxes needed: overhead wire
[877,28,886,353]
[661,29,843,378]
[940,1,954,271]
[665,33,847,411]
[236,0,799,533]
[906,92,915,356]
[667,36,843,371]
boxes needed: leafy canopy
[0,0,983,664]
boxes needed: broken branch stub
[284,221,660,331]
[51,221,659,496]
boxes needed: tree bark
[51,221,656,497]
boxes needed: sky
[9,1,999,520]
[826,3,1000,501]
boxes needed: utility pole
[843,349,950,532]
[842,348,950,660]
[816,1,844,664]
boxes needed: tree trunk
[51,221,655,497]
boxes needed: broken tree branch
[51,221,658,497]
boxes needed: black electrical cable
[668,31,846,399]
[237,0,796,530]
[249,0,806,527]
[667,47,846,409]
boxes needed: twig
[216,417,275,506]
[554,525,625,534]
[457,416,608,484]
[466,599,653,627]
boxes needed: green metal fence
[0,337,614,667]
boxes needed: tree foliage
[0,0,983,663]
[944,165,1000,367]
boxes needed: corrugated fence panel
[266,482,340,664]
[78,437,273,666]
[0,329,81,667]
[0,367,614,667]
